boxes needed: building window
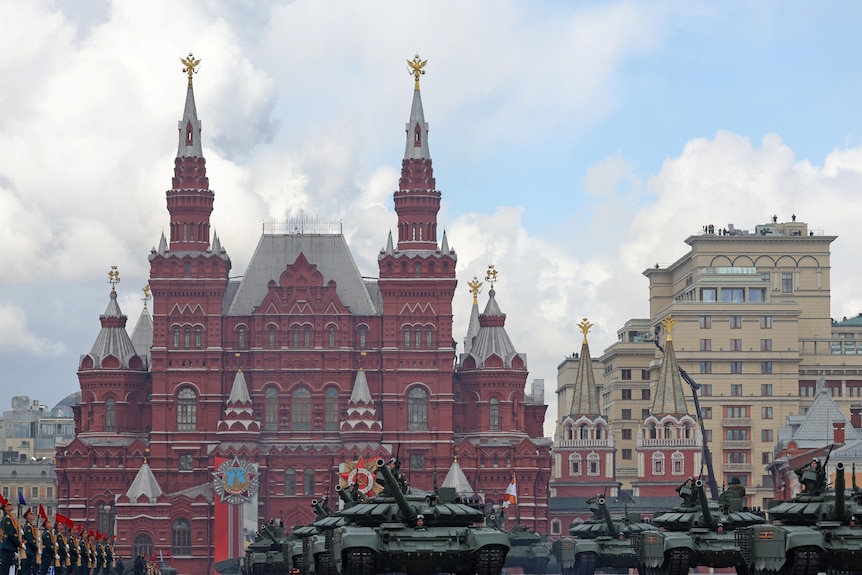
[727,452,747,464]
[762,406,773,419]
[403,328,411,348]
[46,487,52,499]
[426,328,433,348]
[133,535,153,561]
[799,383,815,397]
[850,385,862,398]
[700,361,712,374]
[702,407,712,419]
[410,454,425,470]
[699,316,712,329]
[642,408,650,419]
[622,449,632,460]
[303,468,315,496]
[761,339,772,351]
[105,398,115,432]
[265,388,278,431]
[359,327,367,349]
[97,502,114,536]
[725,406,748,418]
[177,388,197,431]
[293,327,300,347]
[569,454,582,476]
[731,361,743,374]
[268,326,277,348]
[762,452,773,464]
[621,389,632,400]
[622,429,632,440]
[238,327,246,349]
[291,388,312,431]
[184,327,191,348]
[621,369,632,381]
[408,387,428,431]
[750,288,765,302]
[730,338,742,352]
[328,327,336,348]
[173,328,180,348]
[195,327,202,349]
[705,429,713,442]
[31,486,38,499]
[551,520,561,535]
[304,327,311,348]
[829,384,842,397]
[172,519,191,556]
[414,262,421,277]
[760,316,773,329]
[701,384,712,396]
[730,316,743,329]
[325,388,339,431]
[641,369,650,380]
[762,429,774,442]
[701,288,717,302]
[700,339,712,351]
[761,361,773,375]
[179,454,193,470]
[621,409,632,420]
[671,452,685,475]
[726,429,748,440]
[641,389,651,400]
[284,469,296,496]
[414,327,422,348]
[731,383,743,396]
[489,398,500,431]
[721,288,745,302]
[781,272,793,293]
[587,453,600,476]
[652,453,665,475]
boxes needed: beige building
[556,217,862,508]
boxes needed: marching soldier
[67,523,79,575]
[22,508,38,575]
[78,529,90,575]
[56,517,69,573]
[94,534,104,575]
[39,517,56,575]
[0,495,21,575]
[104,536,113,575]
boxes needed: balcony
[723,463,752,472]
[556,439,612,448]
[639,438,699,448]
[722,418,752,427]
[723,440,752,449]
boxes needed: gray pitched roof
[441,459,474,497]
[81,291,142,370]
[463,288,526,369]
[404,86,430,160]
[225,234,379,316]
[650,337,689,416]
[126,461,163,501]
[790,387,861,447]
[569,339,601,417]
[130,306,153,370]
[177,85,202,158]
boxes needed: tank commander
[795,458,824,493]
[415,514,426,530]
[727,477,746,498]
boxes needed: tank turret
[375,458,415,520]
[335,484,357,509]
[595,496,618,536]
[768,461,847,525]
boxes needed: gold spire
[181,52,201,88]
[467,276,483,305]
[578,318,593,344]
[661,315,677,342]
[407,54,427,90]
[142,285,151,308]
[108,266,120,292]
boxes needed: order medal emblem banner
[214,456,259,562]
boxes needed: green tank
[552,495,658,575]
[634,478,765,575]
[735,461,862,575]
[489,519,550,575]
[241,522,297,575]
[329,458,510,575]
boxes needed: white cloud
[0,302,66,356]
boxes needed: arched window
[173,327,180,349]
[648,424,657,439]
[184,261,191,277]
[97,502,115,535]
[133,534,153,560]
[426,328,433,348]
[183,327,191,349]
[407,387,428,431]
[303,327,311,348]
[237,327,246,349]
[596,426,604,440]
[358,327,366,349]
[177,388,197,431]
[403,327,411,348]
[284,469,296,496]
[587,452,600,476]
[414,262,421,277]
[195,327,202,349]
[565,424,574,441]
[489,398,500,432]
[303,468,315,496]
[172,519,191,556]
[415,328,422,348]
[293,327,300,348]
[328,327,335,348]
[325,388,339,431]
[268,326,277,348]
[105,398,115,432]
[264,388,278,432]
[569,453,582,476]
[291,388,312,430]
[671,451,685,475]
[579,425,589,440]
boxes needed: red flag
[502,476,518,509]
[38,504,47,521]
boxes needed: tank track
[317,553,333,575]
[343,548,375,575]
[664,548,690,575]
[574,552,597,575]
[476,546,507,575]
[785,547,820,575]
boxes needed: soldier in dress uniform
[66,524,78,575]
[39,517,56,575]
[77,530,89,575]
[56,517,68,574]
[0,495,21,575]
[94,535,104,575]
[22,509,38,575]
[104,537,113,575]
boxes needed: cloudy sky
[2,1,862,438]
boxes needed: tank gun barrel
[335,484,355,508]
[694,479,716,529]
[260,525,279,545]
[375,458,415,521]
[311,499,328,518]
[596,496,618,536]
[837,462,847,519]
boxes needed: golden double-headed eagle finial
[577,318,593,344]
[407,54,427,90]
[181,52,201,88]
[661,315,677,341]
[108,266,120,292]
[467,276,483,305]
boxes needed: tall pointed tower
[454,267,551,532]
[552,319,617,512]
[634,315,702,498]
[146,53,232,481]
[376,55,458,481]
